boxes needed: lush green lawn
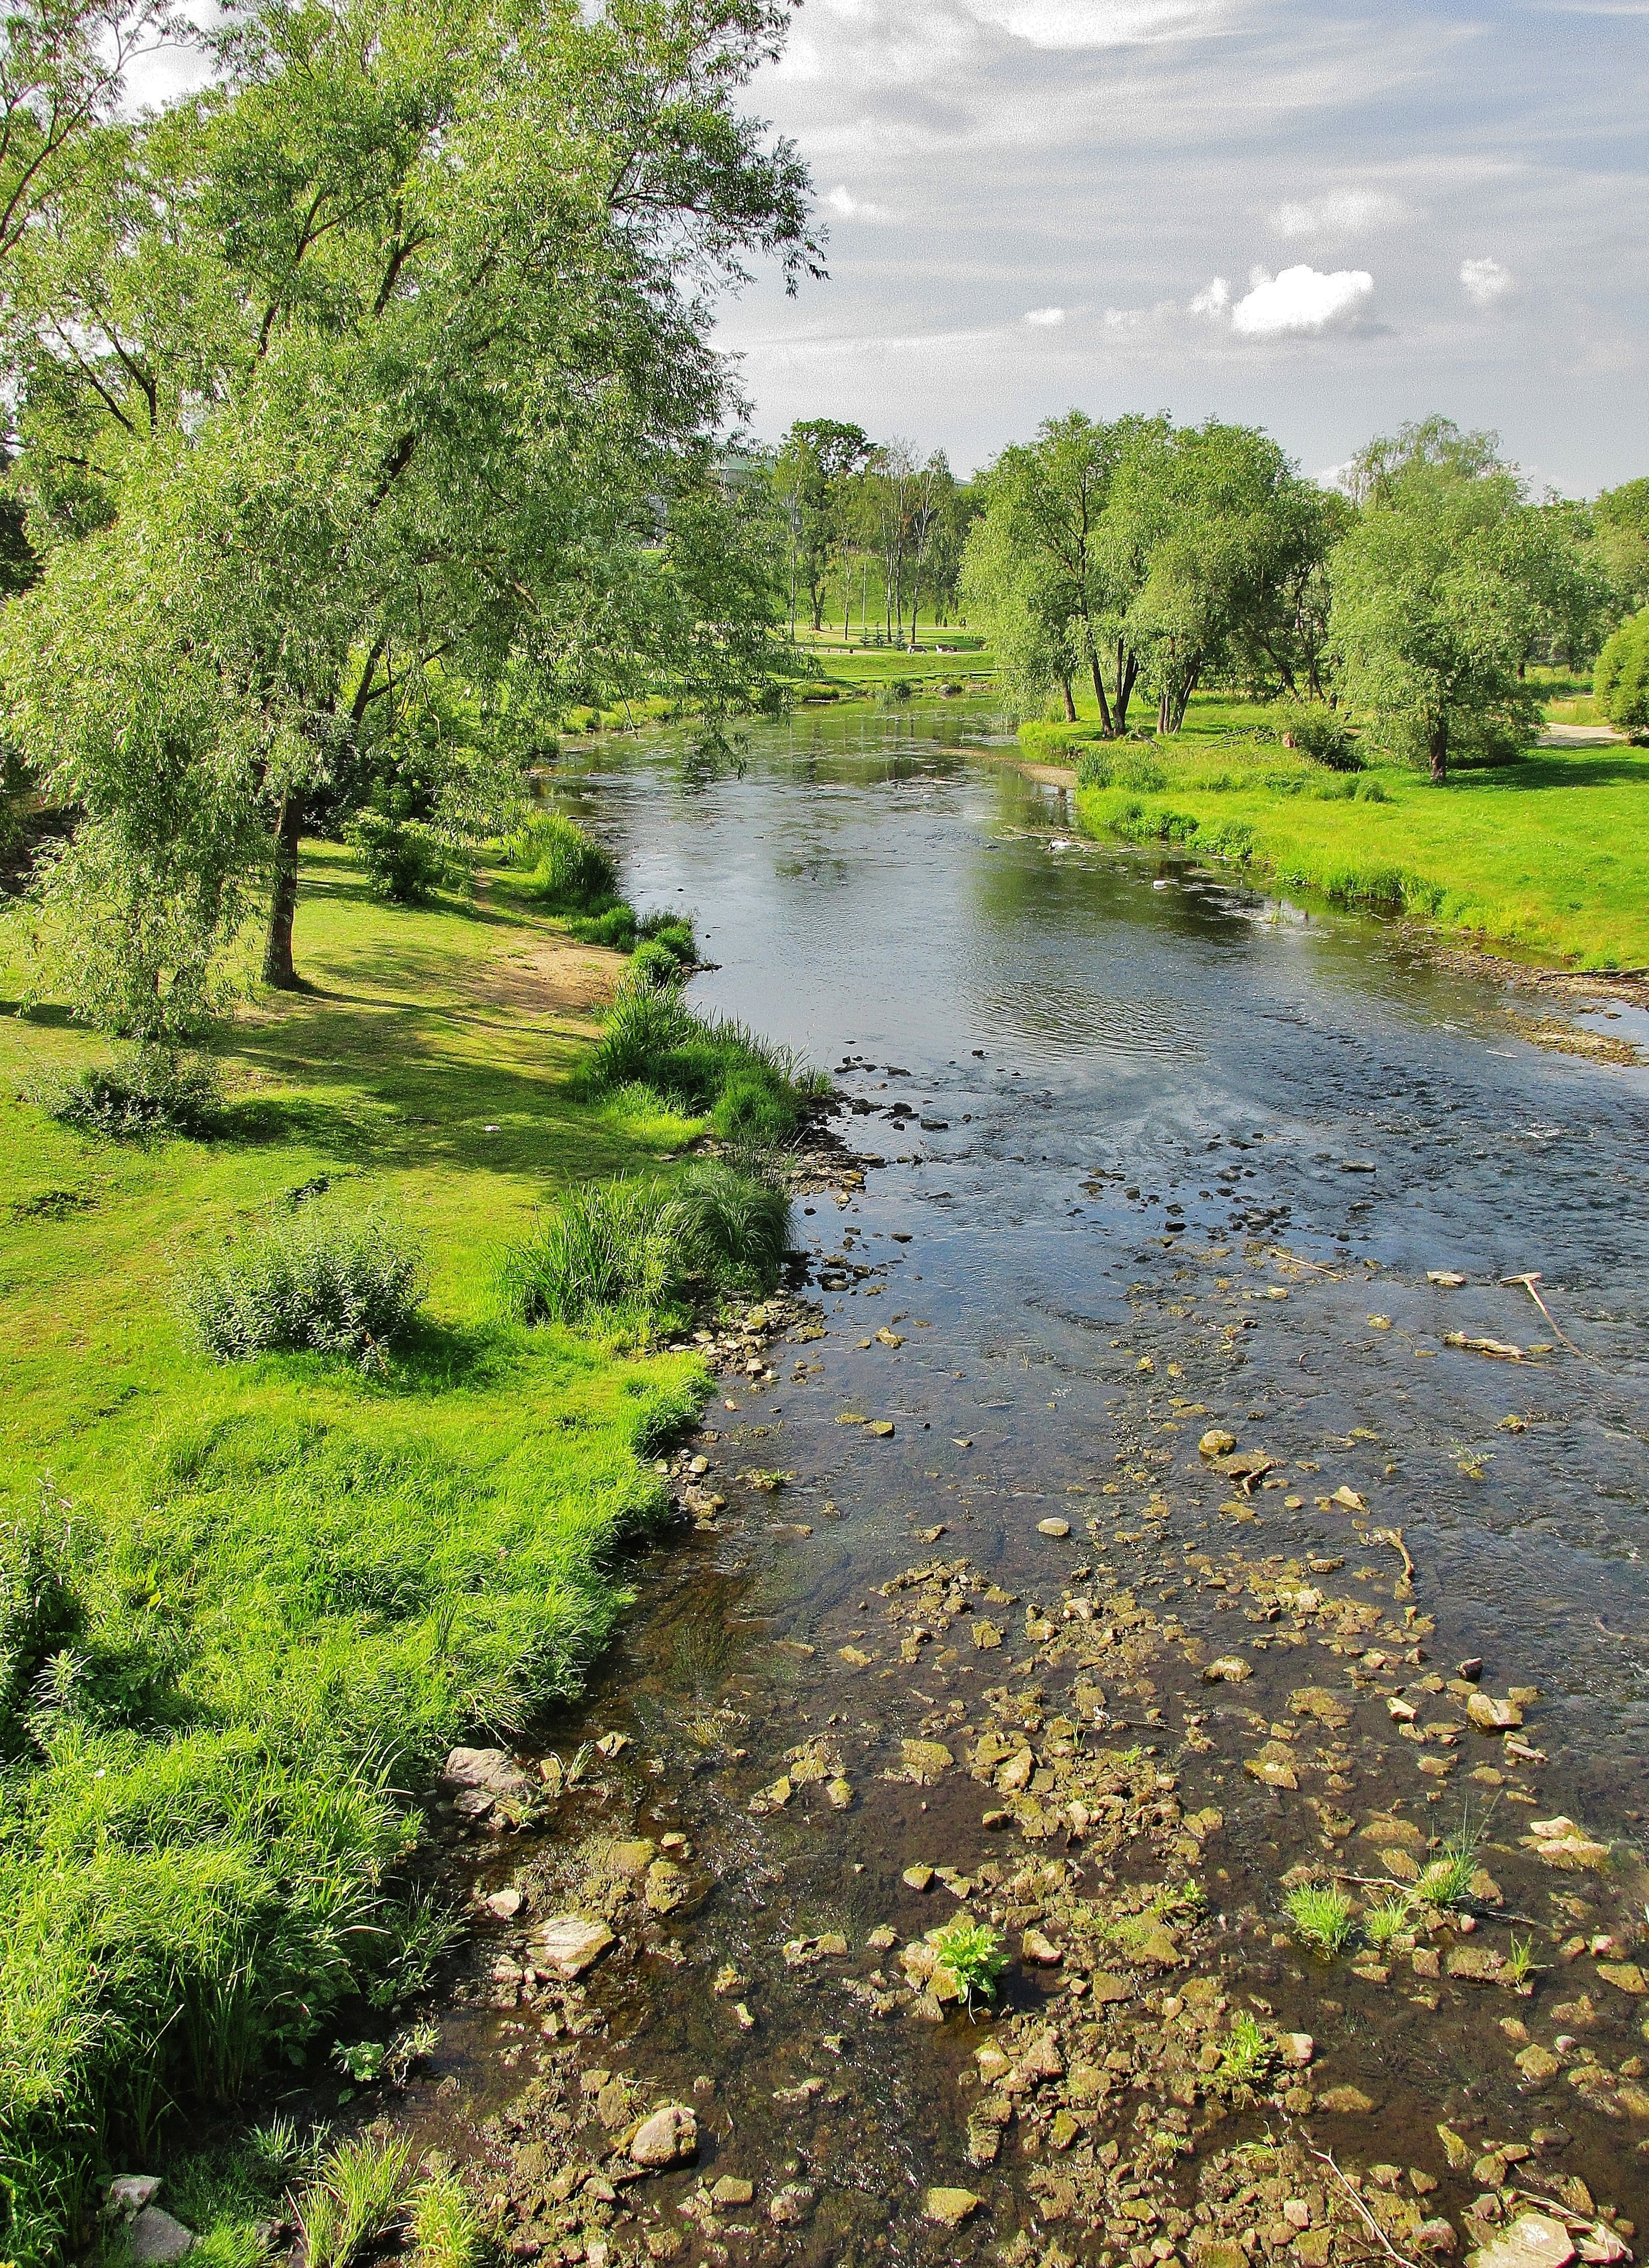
[0,847,714,2263]
[1021,695,1649,971]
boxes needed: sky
[710,0,1649,493]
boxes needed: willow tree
[1,0,817,1015]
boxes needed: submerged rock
[531,1915,615,1979]
[923,2187,982,2229]
[130,2209,196,2263]
[629,2104,698,2168]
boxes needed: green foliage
[34,1045,222,1141]
[1074,746,1165,791]
[1594,608,1649,732]
[1506,1934,1535,1987]
[1593,478,1649,617]
[498,1163,790,1334]
[178,1203,428,1365]
[582,983,822,1147]
[1276,696,1360,769]
[932,1918,1008,2008]
[509,813,620,914]
[1217,2008,1276,2089]
[345,814,462,908]
[1363,1896,1413,1949]
[296,2133,414,2268]
[1282,1882,1354,1954]
[409,2168,484,2268]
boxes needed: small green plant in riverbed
[297,2133,414,2268]
[1283,1882,1354,1955]
[409,2167,484,2268]
[1415,1811,1483,1908]
[932,1918,1009,2008]
[1218,2008,1275,2089]
[1363,1894,1413,1949]
[1506,1934,1536,1987]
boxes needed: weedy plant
[1506,1934,1536,1987]
[581,983,825,1148]
[1363,1895,1414,1950]
[1414,1809,1484,1909]
[295,2133,414,2268]
[179,1202,428,1364]
[409,2168,484,2268]
[36,1044,221,1140]
[932,1918,1009,2009]
[331,2040,387,2085]
[507,810,619,911]
[1283,1882,1355,1955]
[1217,2008,1275,2089]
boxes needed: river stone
[629,2104,698,2168]
[865,1420,895,1437]
[107,2178,163,2220]
[1021,1928,1062,1966]
[130,2210,196,2263]
[711,2178,754,2207]
[609,1838,658,1876]
[1475,2213,1575,2268]
[1316,2086,1375,2115]
[645,1859,689,1915]
[1359,1815,1425,1849]
[1037,1517,1071,1538]
[1201,1656,1251,1684]
[1467,1693,1524,1732]
[1517,2044,1561,2083]
[768,2184,815,2225]
[1598,1961,1647,1994]
[1199,1430,1236,1457]
[924,2187,982,2229]
[901,1738,953,1782]
[1192,2244,1246,2268]
[443,1746,531,1799]
[532,1915,615,1979]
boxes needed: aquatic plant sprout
[932,1918,1010,2007]
[1363,1896,1413,1949]
[1283,1882,1354,1954]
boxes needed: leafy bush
[37,1045,221,1140]
[635,911,697,964]
[345,812,460,907]
[1075,745,1167,791]
[1277,697,1361,770]
[1282,1881,1353,1954]
[565,902,637,948]
[932,1917,1008,2007]
[509,810,620,911]
[1594,607,1649,732]
[627,940,687,991]
[179,1203,428,1364]
[582,984,822,1146]
[498,1162,790,1332]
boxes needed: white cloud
[1188,276,1230,319]
[963,0,1226,49]
[1024,304,1066,326]
[1460,254,1513,306]
[1269,188,1409,240]
[825,183,894,221]
[1230,263,1373,336]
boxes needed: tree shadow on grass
[1455,751,1649,793]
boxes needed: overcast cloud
[714,0,1648,491]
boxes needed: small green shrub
[498,1163,790,1332]
[582,985,821,1144]
[297,2133,414,2268]
[932,1918,1009,2007]
[509,810,620,911]
[345,813,460,907]
[1076,746,1167,791]
[36,1045,221,1141]
[1283,1882,1354,1955]
[1363,1895,1413,1949]
[635,911,698,965]
[1278,697,1360,770]
[409,2169,484,2268]
[179,1203,428,1364]
[627,940,687,991]
[1594,607,1649,732]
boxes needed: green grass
[1021,690,1649,970]
[0,843,731,2264]
[1282,1882,1354,1955]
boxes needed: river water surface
[424,705,1649,2265]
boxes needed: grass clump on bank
[499,1162,789,1338]
[1025,690,1649,970]
[583,981,826,1148]
[0,840,717,2266]
[179,1200,428,1363]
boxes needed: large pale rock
[629,2104,698,2168]
[1474,2212,1575,2268]
[443,1746,531,1800]
[106,2178,162,2221]
[924,2188,982,2229]
[531,1915,614,1979]
[644,1860,690,1915]
[900,1738,954,1783]
[130,2209,196,2263]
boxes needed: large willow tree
[1,0,817,1028]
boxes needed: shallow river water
[415,706,1649,2267]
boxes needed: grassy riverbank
[0,845,805,2262]
[1022,695,1649,972]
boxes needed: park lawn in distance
[0,843,710,2263]
[1021,697,1649,971]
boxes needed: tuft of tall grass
[497,1162,790,1333]
[507,811,619,912]
[296,2132,413,2268]
[409,2168,484,2268]
[581,984,823,1148]
[1283,1881,1354,1955]
[178,1203,428,1365]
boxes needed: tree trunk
[1086,646,1114,737]
[1113,643,1138,734]
[263,792,303,989]
[1429,717,1448,784]
[1060,676,1077,723]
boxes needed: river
[417,703,1649,2266]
